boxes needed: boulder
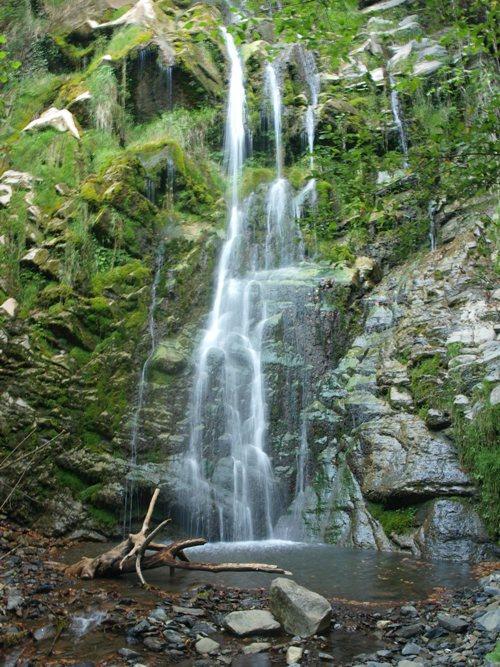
[415,499,491,562]
[269,578,331,637]
[23,107,80,140]
[223,610,280,637]
[476,607,500,633]
[1,170,35,189]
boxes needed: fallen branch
[64,488,291,586]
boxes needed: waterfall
[428,199,438,250]
[388,73,409,167]
[179,35,319,542]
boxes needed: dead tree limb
[64,488,291,586]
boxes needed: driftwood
[65,488,291,586]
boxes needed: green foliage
[454,398,500,539]
[410,355,450,409]
[0,34,21,113]
[87,505,116,529]
[369,502,418,535]
[485,641,500,665]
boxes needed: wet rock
[437,613,469,633]
[397,661,424,667]
[224,609,280,637]
[400,605,418,617]
[287,645,304,664]
[23,107,80,140]
[243,642,271,654]
[365,305,394,332]
[129,620,151,635]
[195,637,219,654]
[117,648,142,660]
[270,578,331,637]
[163,629,185,645]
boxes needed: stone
[416,500,491,562]
[1,170,35,188]
[401,605,418,617]
[117,648,142,660]
[398,624,424,638]
[356,415,473,501]
[223,610,280,637]
[172,606,205,616]
[6,589,24,611]
[143,636,164,651]
[287,645,304,664]
[33,625,56,641]
[397,662,424,667]
[389,386,413,407]
[0,183,12,206]
[23,107,81,140]
[475,608,500,633]
[149,607,169,622]
[365,305,394,332]
[1,298,18,317]
[489,384,500,406]
[437,613,469,633]
[425,409,451,430]
[163,629,185,645]
[376,620,392,629]
[243,642,271,654]
[270,578,331,637]
[402,642,421,656]
[195,637,219,655]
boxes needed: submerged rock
[269,578,331,637]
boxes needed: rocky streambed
[1,521,499,666]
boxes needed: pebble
[195,636,219,654]
[437,613,469,633]
[402,642,421,656]
[243,642,271,654]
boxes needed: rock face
[223,610,280,637]
[269,578,332,637]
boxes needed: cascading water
[180,32,316,541]
[428,199,438,250]
[388,73,409,167]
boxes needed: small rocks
[224,609,280,637]
[195,637,219,655]
[270,578,332,637]
[117,648,142,660]
[398,623,424,638]
[437,612,469,633]
[400,605,418,617]
[425,408,451,430]
[173,605,205,616]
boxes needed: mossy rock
[151,338,189,375]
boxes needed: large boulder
[223,610,280,637]
[269,578,331,637]
[415,499,491,562]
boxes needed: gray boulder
[476,607,500,633]
[269,578,331,637]
[415,499,491,562]
[223,610,280,637]
[437,613,468,633]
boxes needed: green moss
[87,505,116,529]
[79,483,103,503]
[447,342,463,358]
[241,167,274,197]
[410,354,448,408]
[54,467,87,495]
[369,502,417,534]
[485,641,500,665]
[454,399,500,539]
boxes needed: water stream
[388,73,409,167]
[180,33,317,541]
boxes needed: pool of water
[135,539,472,602]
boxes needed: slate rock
[224,610,280,637]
